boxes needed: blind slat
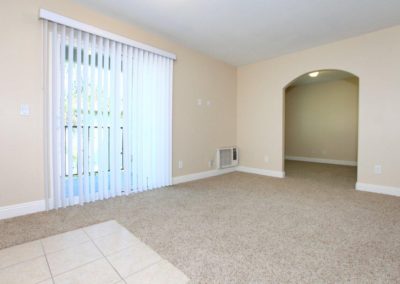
[83,32,90,203]
[67,27,74,206]
[60,25,67,208]
[44,21,173,209]
[89,34,97,202]
[76,30,84,205]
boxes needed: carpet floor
[1,161,399,283]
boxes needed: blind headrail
[39,9,177,60]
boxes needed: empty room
[0,1,399,283]
[284,70,359,178]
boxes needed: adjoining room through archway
[284,70,359,177]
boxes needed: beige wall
[0,0,236,207]
[285,78,359,162]
[2,0,400,208]
[237,25,400,188]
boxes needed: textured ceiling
[75,0,400,66]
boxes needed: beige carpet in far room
[1,161,399,283]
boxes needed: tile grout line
[81,223,165,283]
[82,221,130,242]
[50,256,104,280]
[82,228,126,283]
[42,229,108,281]
[0,205,99,252]
[122,259,163,281]
[39,240,55,284]
[41,229,91,255]
[1,221,186,283]
[90,238,141,257]
[0,254,44,271]
[82,222,181,282]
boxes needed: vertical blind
[43,20,173,209]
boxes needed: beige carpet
[1,161,399,283]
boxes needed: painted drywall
[237,25,400,188]
[285,78,358,162]
[0,0,236,207]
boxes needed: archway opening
[283,69,359,178]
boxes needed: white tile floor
[0,220,189,284]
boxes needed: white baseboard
[172,167,237,185]
[285,156,357,166]
[0,169,237,220]
[0,200,46,220]
[356,182,400,197]
[236,166,285,178]
[3,172,398,221]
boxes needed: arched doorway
[283,69,359,176]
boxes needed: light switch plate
[20,104,30,116]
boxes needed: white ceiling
[287,70,356,88]
[74,0,400,66]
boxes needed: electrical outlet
[374,165,382,175]
[178,160,183,169]
[208,160,213,168]
[264,155,269,163]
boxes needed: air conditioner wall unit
[216,147,238,169]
